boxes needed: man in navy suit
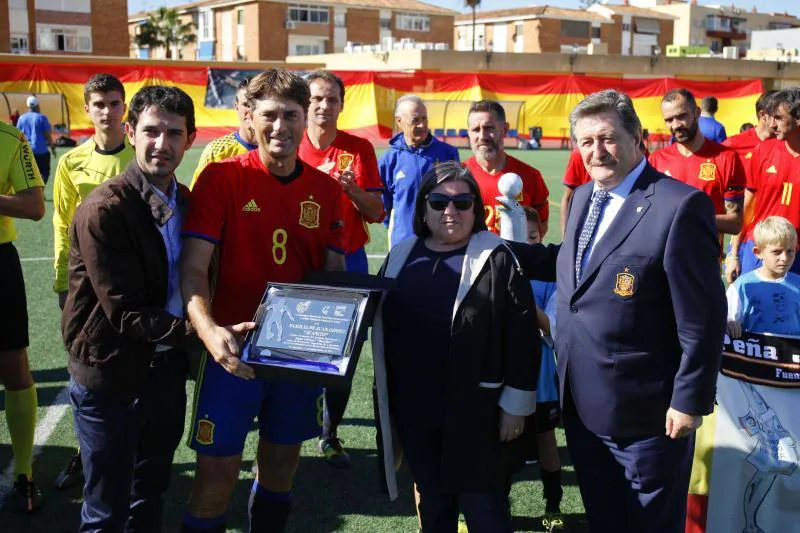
[556,90,726,533]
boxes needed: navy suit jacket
[555,163,726,438]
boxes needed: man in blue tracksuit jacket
[379,95,460,248]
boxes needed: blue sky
[129,0,797,16]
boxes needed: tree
[465,0,480,51]
[133,7,196,60]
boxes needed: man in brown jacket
[62,86,247,533]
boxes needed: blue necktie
[575,189,611,282]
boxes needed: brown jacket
[62,162,197,401]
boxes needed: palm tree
[465,0,481,51]
[133,7,196,59]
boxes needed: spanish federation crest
[299,196,321,229]
[337,153,354,172]
[698,161,717,181]
[614,267,636,297]
[196,419,215,445]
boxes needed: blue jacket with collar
[379,132,459,248]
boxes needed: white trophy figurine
[496,172,527,243]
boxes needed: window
[592,26,601,39]
[37,24,91,52]
[769,22,795,30]
[622,23,631,32]
[10,35,29,54]
[288,4,329,25]
[198,11,213,41]
[561,20,589,39]
[237,9,245,25]
[380,16,392,30]
[634,18,660,35]
[293,43,323,55]
[334,13,346,28]
[396,13,430,32]
[35,0,90,12]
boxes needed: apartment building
[1,0,129,56]
[454,6,610,54]
[128,0,457,62]
[630,0,799,56]
[453,4,673,57]
[588,4,675,56]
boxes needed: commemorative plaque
[241,274,391,388]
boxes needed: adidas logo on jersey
[663,169,672,177]
[767,165,777,174]
[396,170,406,180]
[242,199,261,212]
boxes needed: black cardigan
[373,231,541,498]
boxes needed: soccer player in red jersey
[299,70,384,273]
[297,70,384,469]
[650,88,745,236]
[723,90,777,181]
[463,100,550,237]
[180,70,346,533]
[727,88,800,282]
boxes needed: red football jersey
[298,129,383,254]
[648,140,745,214]
[724,128,768,183]
[464,155,550,235]
[184,150,346,325]
[744,139,800,241]
[563,149,591,189]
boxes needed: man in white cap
[16,96,56,184]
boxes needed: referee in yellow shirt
[0,120,45,513]
[51,74,134,490]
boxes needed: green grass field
[0,146,582,533]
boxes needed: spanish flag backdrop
[0,59,763,142]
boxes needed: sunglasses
[427,193,475,211]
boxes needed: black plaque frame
[240,273,392,388]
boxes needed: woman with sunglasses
[371,160,540,532]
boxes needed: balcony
[706,16,747,40]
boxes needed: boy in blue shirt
[723,216,800,533]
[524,206,566,531]
[727,216,800,338]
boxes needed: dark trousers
[563,397,693,533]
[397,423,512,533]
[321,247,368,440]
[70,351,188,533]
[33,152,50,184]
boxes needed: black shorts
[0,242,29,351]
[535,401,561,433]
[34,152,51,184]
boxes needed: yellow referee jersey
[52,137,134,293]
[0,122,44,244]
[190,131,257,189]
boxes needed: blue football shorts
[188,351,323,456]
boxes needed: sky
[128,0,797,16]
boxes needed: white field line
[0,386,71,503]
